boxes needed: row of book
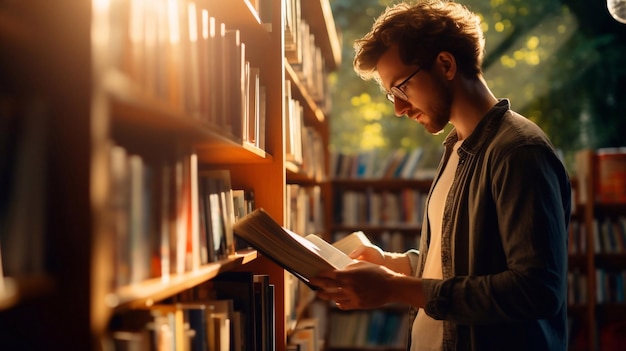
[285,273,318,335]
[106,271,274,351]
[595,148,626,204]
[568,219,587,255]
[327,309,409,347]
[569,268,626,305]
[592,216,626,254]
[568,216,626,255]
[108,144,320,348]
[285,83,304,166]
[574,148,626,205]
[284,0,330,112]
[286,184,325,237]
[108,144,255,288]
[287,318,324,351]
[330,148,433,180]
[333,188,428,227]
[285,81,327,180]
[568,269,588,305]
[107,0,267,147]
[596,268,626,304]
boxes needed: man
[310,1,572,350]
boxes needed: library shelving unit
[330,179,432,252]
[567,175,589,350]
[326,177,432,350]
[0,0,340,350]
[282,0,342,345]
[569,150,626,351]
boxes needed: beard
[422,75,453,135]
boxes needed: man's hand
[349,244,413,276]
[348,244,385,265]
[310,261,402,310]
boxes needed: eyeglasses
[385,66,422,104]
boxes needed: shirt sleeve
[404,249,420,276]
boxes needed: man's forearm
[383,252,413,275]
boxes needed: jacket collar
[443,99,510,154]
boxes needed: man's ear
[435,51,457,80]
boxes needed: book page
[331,231,371,256]
[233,209,342,283]
[303,233,355,269]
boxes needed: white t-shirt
[411,140,462,351]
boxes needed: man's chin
[424,123,445,135]
[421,115,449,135]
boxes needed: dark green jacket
[409,99,571,351]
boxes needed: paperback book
[233,208,370,288]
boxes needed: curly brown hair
[354,1,485,82]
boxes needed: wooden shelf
[0,278,17,311]
[595,253,626,268]
[0,0,339,349]
[286,161,326,184]
[204,0,262,32]
[594,202,626,216]
[568,303,587,316]
[105,71,272,164]
[597,303,626,323]
[568,253,587,270]
[299,0,341,71]
[0,276,55,311]
[286,62,326,125]
[108,250,257,310]
[571,149,626,350]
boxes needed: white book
[329,231,372,256]
[233,209,363,287]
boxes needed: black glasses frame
[385,66,422,104]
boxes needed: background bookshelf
[330,178,431,252]
[326,307,408,349]
[0,0,340,350]
[569,149,626,351]
[325,170,432,350]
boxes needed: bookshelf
[326,176,432,350]
[0,0,340,350]
[570,149,626,351]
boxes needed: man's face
[376,45,451,135]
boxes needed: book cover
[253,274,272,351]
[184,1,201,118]
[110,145,131,287]
[210,271,257,351]
[224,28,245,141]
[128,154,152,284]
[157,161,172,280]
[204,299,237,351]
[233,209,367,287]
[289,318,320,351]
[199,170,236,260]
[257,86,267,150]
[176,303,208,351]
[150,304,192,351]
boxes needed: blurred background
[328,0,626,172]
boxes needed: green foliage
[329,0,626,172]
[328,0,449,168]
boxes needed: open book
[232,208,371,287]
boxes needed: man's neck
[449,76,498,140]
